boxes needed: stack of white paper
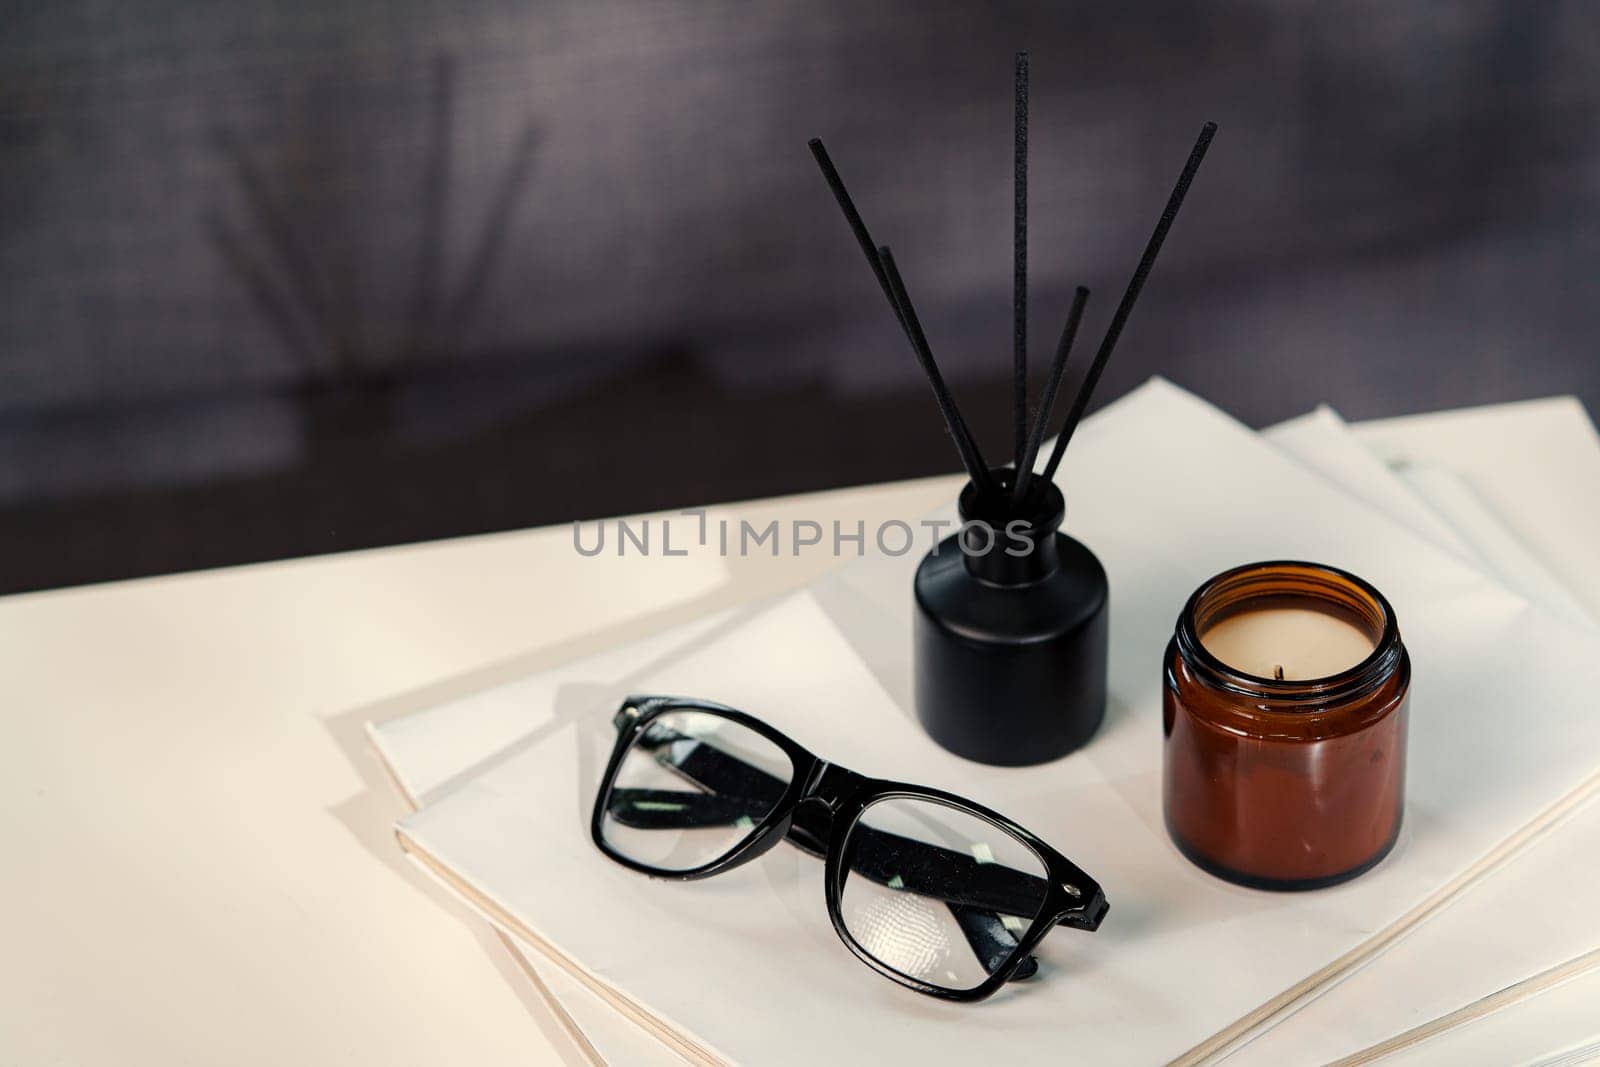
[372,381,1600,1065]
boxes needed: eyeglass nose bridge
[800,760,863,804]
[784,761,865,857]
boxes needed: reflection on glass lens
[839,797,1049,991]
[600,709,794,872]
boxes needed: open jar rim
[1174,560,1404,706]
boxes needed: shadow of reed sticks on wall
[207,54,543,460]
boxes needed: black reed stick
[878,246,995,493]
[1012,51,1029,474]
[809,137,994,492]
[808,139,904,328]
[1012,285,1089,505]
[1037,121,1217,488]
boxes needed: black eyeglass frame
[589,695,1108,1002]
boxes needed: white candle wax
[1200,607,1376,681]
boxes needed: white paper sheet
[1380,968,1600,1067]
[375,610,745,809]
[1354,396,1600,621]
[1268,406,1597,629]
[1265,407,1479,564]
[389,379,1600,1066]
[1396,463,1594,628]
[373,611,747,1067]
[1229,790,1600,1066]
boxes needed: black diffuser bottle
[914,471,1108,765]
[810,52,1214,766]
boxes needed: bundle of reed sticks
[810,52,1215,512]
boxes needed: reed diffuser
[810,53,1216,765]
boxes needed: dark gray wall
[3,1,1599,586]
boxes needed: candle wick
[1274,664,1285,680]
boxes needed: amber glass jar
[1163,561,1410,890]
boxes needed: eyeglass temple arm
[610,782,1040,979]
[609,783,1054,917]
[617,732,1093,916]
[617,729,1100,924]
[612,727,1042,970]
[612,728,1102,965]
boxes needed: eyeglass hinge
[800,759,833,799]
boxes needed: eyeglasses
[589,696,1108,1002]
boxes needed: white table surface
[0,475,956,1066]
